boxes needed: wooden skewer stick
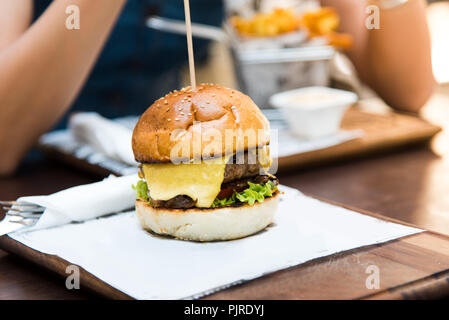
[183,0,196,91]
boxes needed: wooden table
[2,90,449,299]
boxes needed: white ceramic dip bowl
[269,86,358,139]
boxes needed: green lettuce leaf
[132,180,149,202]
[212,193,237,208]
[134,179,277,208]
[212,180,277,208]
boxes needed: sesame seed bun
[132,84,270,163]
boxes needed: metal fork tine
[2,206,45,213]
[9,220,36,226]
[6,212,41,219]
[1,200,43,229]
[0,201,38,207]
[0,201,43,209]
[0,201,19,206]
[0,201,41,208]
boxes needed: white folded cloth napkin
[69,112,137,166]
[2,174,138,234]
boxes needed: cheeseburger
[132,83,279,241]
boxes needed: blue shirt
[33,0,224,127]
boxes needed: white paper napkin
[0,174,138,234]
[8,185,422,300]
[69,112,137,166]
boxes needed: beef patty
[148,151,272,209]
[150,175,278,209]
[223,152,263,183]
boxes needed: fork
[0,201,45,226]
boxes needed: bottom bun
[136,192,279,241]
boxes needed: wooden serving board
[278,107,441,171]
[207,231,449,300]
[0,192,448,300]
[2,222,449,299]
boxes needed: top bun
[132,83,270,163]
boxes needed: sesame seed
[174,118,179,121]
[164,100,168,105]
[167,118,171,121]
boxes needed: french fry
[230,8,302,37]
[326,32,353,49]
[300,7,339,36]
[230,7,353,49]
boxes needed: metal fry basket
[146,15,335,106]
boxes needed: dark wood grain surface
[2,89,449,299]
[206,232,449,300]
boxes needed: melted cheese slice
[142,157,229,208]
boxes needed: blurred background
[174,0,449,158]
[176,0,352,106]
[175,0,448,105]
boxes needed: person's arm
[321,0,435,113]
[0,0,32,50]
[0,0,126,175]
